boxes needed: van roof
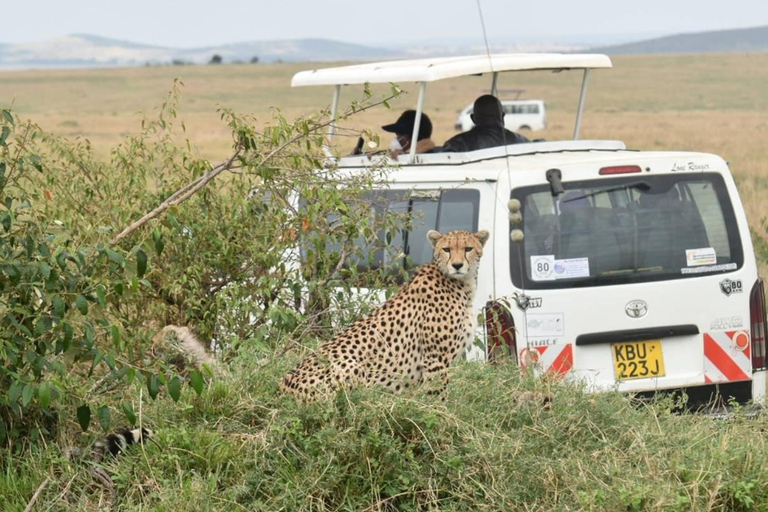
[337,142,725,183]
[291,53,612,87]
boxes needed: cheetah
[281,229,490,400]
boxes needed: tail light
[599,165,642,175]
[485,301,517,362]
[750,278,767,370]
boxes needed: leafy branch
[109,86,402,246]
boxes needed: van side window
[405,194,441,266]
[347,189,480,272]
[505,104,540,115]
[402,189,481,269]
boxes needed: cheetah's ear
[427,230,443,247]
[474,230,490,247]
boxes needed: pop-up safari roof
[291,53,613,162]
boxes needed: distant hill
[2,26,767,70]
[0,35,176,68]
[0,34,586,70]
[0,34,401,69]
[184,38,397,63]
[591,25,768,54]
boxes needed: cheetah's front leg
[422,359,451,398]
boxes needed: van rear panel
[528,281,754,392]
[504,159,760,397]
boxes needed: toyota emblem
[625,300,648,319]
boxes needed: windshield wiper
[562,181,651,203]
[546,168,564,196]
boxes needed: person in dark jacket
[442,95,529,152]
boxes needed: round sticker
[734,331,750,351]
[532,257,554,280]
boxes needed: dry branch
[23,477,49,512]
[109,90,401,245]
[110,147,243,245]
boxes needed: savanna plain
[2,53,768,511]
[3,53,768,270]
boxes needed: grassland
[4,357,768,511]
[2,53,768,272]
[2,53,768,511]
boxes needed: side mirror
[353,137,364,155]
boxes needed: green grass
[3,347,768,511]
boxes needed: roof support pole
[327,84,341,142]
[409,81,427,163]
[573,69,590,140]
[491,72,499,97]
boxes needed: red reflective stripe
[704,334,750,382]
[548,345,573,376]
[704,375,713,384]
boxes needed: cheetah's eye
[442,248,451,253]
[464,247,473,253]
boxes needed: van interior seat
[635,187,709,270]
[557,198,622,276]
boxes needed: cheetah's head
[427,229,490,280]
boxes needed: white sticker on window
[526,313,565,337]
[553,257,590,279]
[531,255,555,281]
[681,263,737,274]
[686,247,717,266]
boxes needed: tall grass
[3,346,767,511]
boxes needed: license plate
[612,340,665,380]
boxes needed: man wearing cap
[442,95,529,153]
[382,110,436,158]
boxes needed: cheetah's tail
[152,325,218,369]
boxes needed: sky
[3,0,768,48]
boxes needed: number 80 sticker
[531,255,556,281]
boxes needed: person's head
[382,110,433,151]
[470,95,504,127]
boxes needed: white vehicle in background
[455,99,547,132]
[291,54,767,406]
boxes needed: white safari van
[455,99,547,132]
[291,54,767,405]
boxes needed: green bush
[0,83,405,441]
[0,109,142,442]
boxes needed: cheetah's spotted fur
[281,229,490,399]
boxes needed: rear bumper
[572,370,766,406]
[633,380,757,408]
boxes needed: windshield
[510,173,744,289]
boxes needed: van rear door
[509,171,757,393]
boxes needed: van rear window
[510,173,744,289]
